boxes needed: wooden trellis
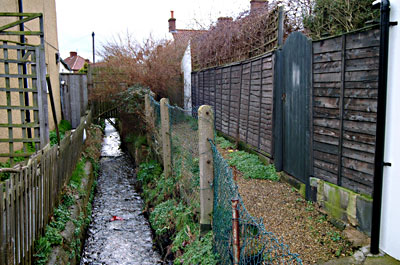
[0,13,49,163]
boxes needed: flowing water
[80,119,161,265]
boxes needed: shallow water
[80,120,161,265]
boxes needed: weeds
[228,151,279,181]
[215,136,235,149]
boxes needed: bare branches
[91,35,186,106]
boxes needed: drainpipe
[18,0,32,139]
[371,0,391,255]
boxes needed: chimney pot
[70,51,77,57]
[250,0,268,13]
[168,10,176,33]
[217,17,233,26]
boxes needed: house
[169,1,269,113]
[168,11,207,112]
[0,0,62,159]
[60,58,73,73]
[64,51,90,73]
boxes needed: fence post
[160,98,172,178]
[232,199,240,265]
[198,105,214,235]
[144,94,153,147]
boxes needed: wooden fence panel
[312,28,379,196]
[192,52,275,157]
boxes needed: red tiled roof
[64,54,89,72]
[172,29,208,41]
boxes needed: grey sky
[55,0,250,61]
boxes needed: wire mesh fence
[210,141,302,264]
[148,95,301,264]
[168,104,201,210]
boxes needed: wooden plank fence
[192,51,275,157]
[0,111,92,264]
[192,26,380,196]
[312,28,380,195]
[60,73,88,129]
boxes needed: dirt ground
[218,147,354,264]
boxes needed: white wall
[181,42,192,113]
[380,0,400,260]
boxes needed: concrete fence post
[198,105,214,235]
[144,94,152,147]
[160,98,172,178]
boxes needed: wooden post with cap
[198,105,214,235]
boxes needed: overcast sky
[56,0,250,61]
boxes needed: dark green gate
[281,32,312,186]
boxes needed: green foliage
[303,0,379,39]
[150,199,176,236]
[78,62,89,74]
[137,161,162,185]
[172,221,197,253]
[138,160,217,264]
[50,204,71,231]
[62,194,76,208]
[45,226,63,246]
[215,136,235,149]
[70,158,86,189]
[33,237,52,265]
[175,231,218,265]
[49,120,73,146]
[228,151,279,181]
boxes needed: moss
[326,185,343,219]
[299,183,306,198]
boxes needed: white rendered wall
[181,42,192,112]
[380,0,400,260]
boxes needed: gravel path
[218,146,353,264]
[80,121,161,265]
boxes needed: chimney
[250,0,268,13]
[70,51,77,57]
[217,17,233,27]
[168,10,176,33]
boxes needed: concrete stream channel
[80,120,162,264]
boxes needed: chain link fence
[148,95,301,264]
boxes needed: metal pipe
[232,199,240,265]
[92,32,95,64]
[18,0,32,139]
[371,0,391,255]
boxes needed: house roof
[64,52,89,71]
[60,58,72,71]
[172,29,208,42]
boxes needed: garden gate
[280,32,312,187]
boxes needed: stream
[80,119,161,264]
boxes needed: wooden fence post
[160,98,172,178]
[198,105,214,235]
